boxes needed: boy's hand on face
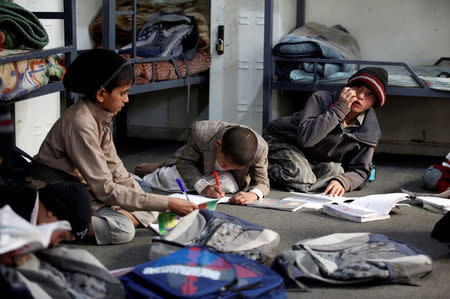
[339,87,357,109]
[323,180,346,197]
[229,191,258,205]
[201,185,225,198]
[168,197,198,216]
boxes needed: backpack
[119,11,199,61]
[1,246,125,299]
[120,246,286,299]
[148,209,280,266]
[0,146,32,187]
[271,233,432,291]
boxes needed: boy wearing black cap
[263,67,388,196]
[29,49,198,245]
[0,182,91,266]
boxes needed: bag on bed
[148,209,280,266]
[121,246,286,299]
[119,11,199,60]
[271,233,432,290]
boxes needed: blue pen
[176,178,191,202]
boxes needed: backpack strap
[184,55,191,112]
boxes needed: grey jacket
[175,120,270,196]
[264,90,381,191]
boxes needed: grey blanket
[273,22,360,77]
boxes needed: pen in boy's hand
[176,178,191,202]
[213,170,222,190]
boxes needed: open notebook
[321,193,409,222]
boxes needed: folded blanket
[0,49,65,101]
[0,1,48,49]
[273,22,360,77]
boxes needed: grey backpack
[1,246,125,299]
[271,233,432,290]
[149,209,280,265]
[119,11,199,60]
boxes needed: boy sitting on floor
[134,120,270,205]
[263,67,388,196]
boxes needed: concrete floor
[72,139,450,298]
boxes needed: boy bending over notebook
[135,120,270,205]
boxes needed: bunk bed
[99,0,210,96]
[0,0,76,105]
[262,0,450,128]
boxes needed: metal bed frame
[101,0,209,96]
[0,0,77,106]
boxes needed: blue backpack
[120,246,286,299]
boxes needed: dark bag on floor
[121,246,286,299]
[149,209,280,265]
[431,212,450,242]
[271,233,432,291]
[0,146,32,187]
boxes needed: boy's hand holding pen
[200,171,225,198]
[169,178,198,215]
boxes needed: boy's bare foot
[134,162,163,177]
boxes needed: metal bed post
[263,0,305,129]
[63,0,77,106]
[262,0,273,129]
[102,0,116,51]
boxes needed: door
[209,0,265,132]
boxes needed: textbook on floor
[247,198,307,212]
[322,193,409,222]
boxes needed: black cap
[39,182,91,240]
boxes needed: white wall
[77,0,102,50]
[304,0,450,65]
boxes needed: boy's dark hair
[221,127,258,166]
[63,49,134,102]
